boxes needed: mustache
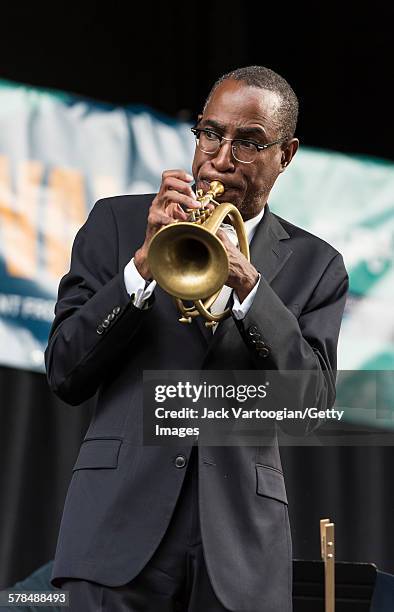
[198,177,241,192]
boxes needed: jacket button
[257,347,270,358]
[248,325,258,336]
[96,325,104,335]
[108,313,115,321]
[254,340,266,350]
[174,455,187,468]
[113,306,121,315]
[102,319,110,328]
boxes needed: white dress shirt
[124,206,265,321]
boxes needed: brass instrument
[147,181,249,326]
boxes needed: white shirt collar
[220,205,266,245]
[243,205,265,244]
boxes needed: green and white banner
[0,80,393,379]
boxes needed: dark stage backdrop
[1,365,394,588]
[0,3,392,160]
[0,0,393,589]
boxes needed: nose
[211,140,236,173]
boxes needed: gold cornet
[147,181,249,326]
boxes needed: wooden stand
[320,518,335,612]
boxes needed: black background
[0,0,393,591]
[0,2,393,159]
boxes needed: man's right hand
[134,169,201,280]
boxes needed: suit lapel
[203,205,293,355]
[249,204,292,285]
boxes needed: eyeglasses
[191,127,286,164]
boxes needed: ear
[279,138,299,173]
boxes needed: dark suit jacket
[45,193,348,612]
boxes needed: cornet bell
[147,222,229,301]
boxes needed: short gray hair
[203,65,299,139]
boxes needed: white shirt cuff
[124,258,156,308]
[232,274,261,320]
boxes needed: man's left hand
[216,229,259,302]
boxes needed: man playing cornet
[46,66,348,611]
